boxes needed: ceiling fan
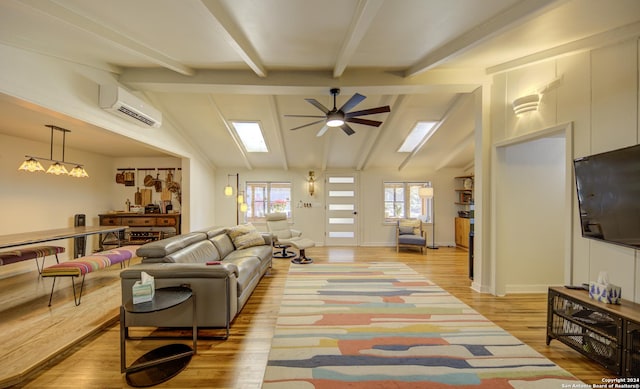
[286,88,391,136]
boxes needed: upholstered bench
[0,246,65,274]
[42,245,139,306]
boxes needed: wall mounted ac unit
[99,85,162,128]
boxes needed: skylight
[397,121,438,152]
[231,121,268,152]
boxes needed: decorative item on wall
[115,167,181,213]
[419,183,437,249]
[307,171,315,196]
[166,168,181,204]
[18,124,89,177]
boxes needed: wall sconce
[512,94,540,115]
[307,171,315,196]
[512,75,563,116]
[18,124,89,177]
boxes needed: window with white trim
[246,181,292,221]
[383,182,432,222]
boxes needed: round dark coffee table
[120,286,196,387]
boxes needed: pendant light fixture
[419,183,437,249]
[18,157,45,172]
[224,174,234,197]
[18,125,89,178]
[239,191,248,213]
[225,173,247,225]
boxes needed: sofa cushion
[398,226,414,235]
[398,219,421,235]
[165,240,220,263]
[398,234,426,245]
[137,232,207,258]
[225,244,273,263]
[211,233,235,259]
[224,256,260,293]
[226,223,266,250]
[233,230,266,250]
[201,227,227,239]
[226,223,256,240]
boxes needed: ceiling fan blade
[316,125,329,137]
[345,105,391,118]
[341,123,356,136]
[284,114,326,118]
[339,93,366,113]
[289,119,326,131]
[346,117,383,127]
[305,98,330,114]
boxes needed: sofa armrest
[261,233,274,246]
[120,262,239,329]
[120,262,239,280]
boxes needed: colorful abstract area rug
[262,262,582,388]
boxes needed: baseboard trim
[505,284,550,294]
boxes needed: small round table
[120,286,196,387]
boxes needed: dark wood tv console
[547,286,640,376]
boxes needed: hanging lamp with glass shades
[18,124,89,178]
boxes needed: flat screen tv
[574,143,640,250]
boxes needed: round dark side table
[120,286,196,387]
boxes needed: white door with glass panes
[325,173,358,246]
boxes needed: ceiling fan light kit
[286,88,390,136]
[326,112,345,127]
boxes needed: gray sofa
[120,226,273,338]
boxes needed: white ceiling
[0,0,639,171]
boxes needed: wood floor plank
[2,247,611,388]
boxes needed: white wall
[0,134,114,277]
[213,167,467,248]
[487,37,640,301]
[0,43,217,233]
[359,168,463,247]
[214,169,326,243]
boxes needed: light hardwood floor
[3,246,610,388]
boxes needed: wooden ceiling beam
[333,0,384,78]
[200,0,267,78]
